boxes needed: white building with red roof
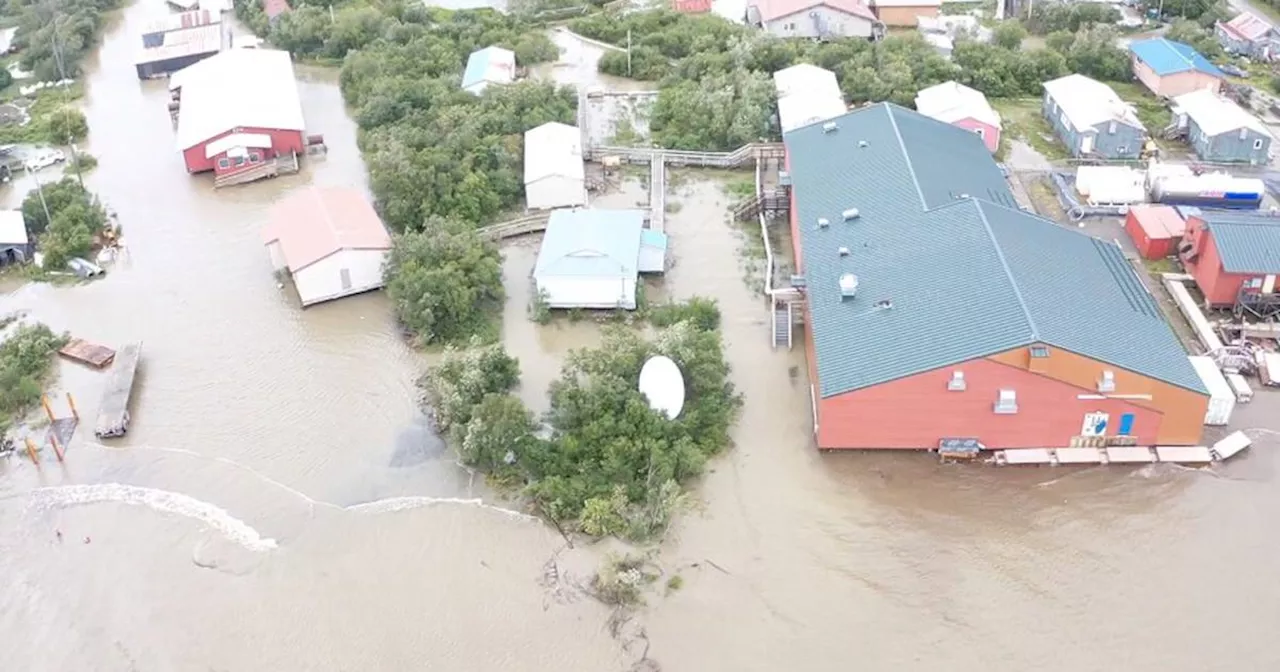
[746,0,883,39]
[262,187,392,307]
[170,48,306,176]
[1217,11,1279,60]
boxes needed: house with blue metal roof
[1129,37,1226,98]
[1181,212,1280,316]
[533,209,664,310]
[781,102,1208,451]
[461,46,516,95]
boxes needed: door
[1081,412,1109,437]
[1080,134,1095,155]
[1118,413,1135,436]
[340,268,352,291]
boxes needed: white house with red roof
[1217,11,1279,60]
[262,186,392,307]
[746,0,883,39]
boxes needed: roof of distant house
[1173,88,1272,138]
[171,48,305,151]
[670,0,713,12]
[774,64,847,133]
[533,209,645,278]
[136,24,223,66]
[783,102,1205,396]
[1043,73,1144,131]
[914,81,1000,128]
[1198,214,1280,274]
[773,63,840,100]
[261,187,391,273]
[524,122,584,184]
[0,210,27,246]
[262,0,291,19]
[142,9,219,36]
[1220,11,1273,42]
[1129,37,1226,78]
[462,46,516,91]
[753,0,877,23]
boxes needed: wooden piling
[24,437,39,466]
[66,392,79,420]
[49,432,64,462]
[41,394,55,422]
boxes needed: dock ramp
[95,342,142,439]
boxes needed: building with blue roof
[1129,37,1227,98]
[782,102,1208,451]
[461,46,516,95]
[533,209,665,310]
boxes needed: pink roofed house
[913,81,1001,153]
[262,186,392,307]
[747,0,884,40]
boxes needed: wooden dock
[95,342,142,439]
[59,338,116,368]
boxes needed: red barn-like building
[170,48,306,176]
[1180,212,1280,310]
[782,103,1208,451]
[1124,205,1186,260]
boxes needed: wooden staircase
[772,301,793,350]
[733,188,791,221]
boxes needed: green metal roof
[533,209,644,278]
[784,103,1206,397]
[1201,214,1280,274]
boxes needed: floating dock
[991,431,1251,466]
[58,338,116,368]
[95,342,142,439]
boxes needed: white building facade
[524,122,586,210]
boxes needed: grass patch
[592,553,659,606]
[1109,81,1171,135]
[990,97,1068,161]
[0,84,87,145]
[1143,257,1179,274]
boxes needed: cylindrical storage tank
[1150,175,1264,210]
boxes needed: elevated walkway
[991,431,1252,466]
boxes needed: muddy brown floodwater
[2,3,1280,672]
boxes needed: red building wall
[1181,217,1244,306]
[816,357,1166,450]
[183,127,305,174]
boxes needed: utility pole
[29,165,53,226]
[626,29,632,78]
[49,18,84,189]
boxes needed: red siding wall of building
[816,357,1164,450]
[1181,216,1242,306]
[183,127,305,174]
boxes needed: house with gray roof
[533,209,666,310]
[782,103,1208,451]
[1042,74,1147,160]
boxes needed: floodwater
[1,3,1280,672]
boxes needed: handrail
[477,213,551,240]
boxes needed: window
[974,128,985,138]
[1108,121,1117,134]
[1254,138,1265,150]
[1240,127,1249,141]
[994,389,1018,414]
[1030,346,1050,358]
[1117,146,1128,154]
[1060,111,1068,127]
[232,156,246,167]
[249,152,261,163]
[947,371,966,391]
[216,158,230,169]
[1098,370,1116,393]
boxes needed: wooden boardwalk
[59,338,116,368]
[95,342,142,439]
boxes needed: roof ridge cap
[884,104,927,211]
[972,200,1040,341]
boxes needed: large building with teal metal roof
[781,103,1208,451]
[1128,37,1227,98]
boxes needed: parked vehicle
[1220,64,1249,78]
[24,148,65,172]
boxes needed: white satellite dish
[638,355,685,420]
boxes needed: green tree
[0,323,68,434]
[45,107,89,143]
[992,21,1027,50]
[384,219,505,345]
[1166,18,1224,61]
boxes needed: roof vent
[858,140,868,148]
[958,193,970,199]
[822,121,838,133]
[838,273,859,299]
[1098,370,1116,393]
[817,217,829,228]
[842,208,860,221]
[874,299,893,310]
[838,246,850,257]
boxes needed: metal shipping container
[1188,356,1236,426]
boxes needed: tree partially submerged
[0,322,68,434]
[384,219,505,345]
[422,299,741,540]
[21,177,108,270]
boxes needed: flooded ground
[2,3,1280,671]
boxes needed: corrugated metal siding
[1193,120,1273,164]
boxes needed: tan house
[1129,37,1226,98]
[870,0,940,27]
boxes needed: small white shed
[524,122,586,210]
[1188,355,1235,426]
[0,210,30,264]
[461,46,515,95]
[261,186,392,307]
[534,209,650,310]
